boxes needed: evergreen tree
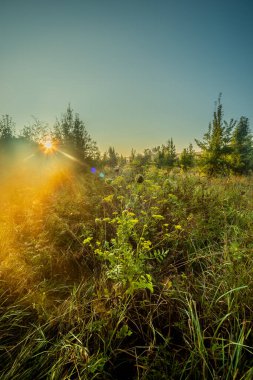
[230,117,253,174]
[0,115,16,161]
[54,105,74,150]
[154,140,177,168]
[20,118,49,144]
[180,143,195,170]
[130,149,153,171]
[142,148,153,165]
[195,94,235,175]
[155,146,166,168]
[0,115,15,142]
[107,146,118,167]
[53,105,99,162]
[166,138,177,167]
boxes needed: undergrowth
[1,164,253,379]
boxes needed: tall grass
[1,165,253,379]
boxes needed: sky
[1,0,253,155]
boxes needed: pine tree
[54,104,74,150]
[20,118,49,144]
[195,94,234,175]
[166,138,177,167]
[0,115,16,161]
[0,115,15,142]
[107,146,118,167]
[180,143,195,170]
[53,105,99,162]
[230,117,253,174]
[154,139,177,168]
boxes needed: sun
[44,140,53,149]
[41,139,55,153]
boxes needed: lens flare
[41,139,55,154]
[44,140,53,149]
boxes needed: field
[1,161,253,379]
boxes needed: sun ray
[41,139,56,154]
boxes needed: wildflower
[122,209,135,216]
[103,194,114,203]
[130,218,139,225]
[83,236,93,245]
[152,214,165,221]
[141,240,152,250]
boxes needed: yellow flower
[130,218,139,225]
[141,240,152,250]
[103,217,111,222]
[103,194,114,203]
[83,236,93,245]
[152,214,165,221]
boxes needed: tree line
[0,105,99,167]
[114,95,253,175]
[1,96,253,175]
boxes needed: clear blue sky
[1,0,253,155]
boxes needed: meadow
[1,157,253,380]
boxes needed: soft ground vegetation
[1,97,253,378]
[1,159,253,379]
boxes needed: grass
[1,162,253,379]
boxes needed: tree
[154,139,177,168]
[0,115,15,142]
[106,146,118,167]
[130,150,153,172]
[20,117,49,144]
[195,94,235,175]
[230,117,253,174]
[154,146,165,168]
[180,143,195,170]
[0,115,16,161]
[53,105,99,163]
[166,138,177,167]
